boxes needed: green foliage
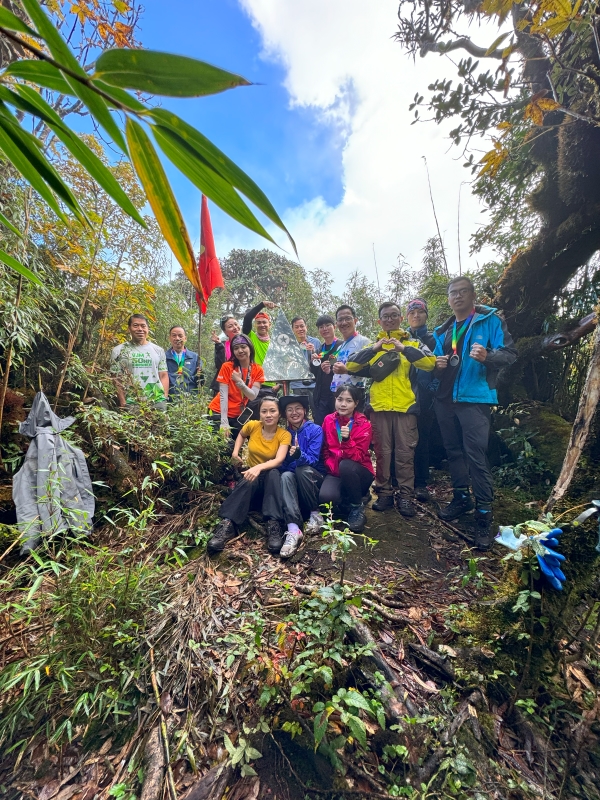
[77,389,226,493]
[166,393,227,489]
[0,527,166,752]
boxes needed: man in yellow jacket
[346,302,436,517]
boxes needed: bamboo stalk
[53,223,105,410]
[149,648,177,800]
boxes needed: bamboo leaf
[0,109,86,222]
[95,49,251,97]
[11,85,146,226]
[91,79,147,113]
[150,109,296,254]
[0,210,23,238]
[19,0,127,152]
[0,7,40,37]
[63,78,127,153]
[153,125,276,245]
[26,574,44,601]
[3,60,74,94]
[125,118,201,293]
[20,0,86,75]
[0,117,66,222]
[0,250,41,284]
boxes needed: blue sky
[139,0,346,254]
[122,1,496,289]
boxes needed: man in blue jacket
[165,325,204,398]
[278,395,325,559]
[433,277,517,549]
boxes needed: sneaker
[347,503,366,533]
[396,494,416,517]
[266,519,284,554]
[280,531,302,559]
[207,519,238,555]
[438,490,474,521]
[305,511,324,535]
[474,509,493,551]
[372,494,394,512]
[414,486,431,503]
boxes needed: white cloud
[231,0,496,291]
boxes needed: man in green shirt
[242,300,277,388]
[111,314,169,409]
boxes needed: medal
[450,311,475,367]
[312,357,322,367]
[329,354,337,364]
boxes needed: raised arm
[242,301,266,335]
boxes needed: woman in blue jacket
[278,395,325,558]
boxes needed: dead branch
[546,318,600,511]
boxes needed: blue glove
[495,522,566,590]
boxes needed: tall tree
[394,0,600,336]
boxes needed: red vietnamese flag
[195,195,224,314]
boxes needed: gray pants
[281,466,324,526]
[434,400,493,508]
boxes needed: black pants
[313,393,335,426]
[434,400,493,508]
[320,460,373,507]
[281,465,324,526]
[218,468,284,525]
[414,403,435,488]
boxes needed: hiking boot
[438,490,474,521]
[372,494,395,512]
[474,509,494,551]
[304,511,324,535]
[396,494,416,517]
[280,531,302,559]
[207,519,238,555]
[347,503,367,533]
[266,519,284,554]
[414,485,431,503]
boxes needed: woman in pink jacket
[320,384,374,532]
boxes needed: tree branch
[420,36,506,59]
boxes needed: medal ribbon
[336,417,353,443]
[318,338,342,360]
[174,349,186,374]
[451,312,475,356]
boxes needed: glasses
[337,316,355,323]
[448,288,472,298]
[380,312,401,321]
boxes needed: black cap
[279,394,309,414]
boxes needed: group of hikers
[111,275,517,557]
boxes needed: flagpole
[197,306,202,357]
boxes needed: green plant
[166,393,227,489]
[0,0,294,287]
[223,733,262,777]
[0,501,167,754]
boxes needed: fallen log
[140,726,165,800]
[182,763,235,800]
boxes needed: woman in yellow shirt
[207,396,292,556]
